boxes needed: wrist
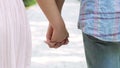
[53,22,66,30]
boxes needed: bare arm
[36,0,65,28]
[55,0,65,13]
[37,0,69,48]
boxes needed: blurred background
[24,0,87,68]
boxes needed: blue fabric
[78,0,120,42]
[83,33,120,68]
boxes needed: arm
[36,0,65,28]
[55,0,65,13]
[37,0,69,48]
[45,0,65,40]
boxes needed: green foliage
[23,0,36,7]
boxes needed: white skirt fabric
[0,0,32,68]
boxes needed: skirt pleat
[0,0,32,68]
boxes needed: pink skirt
[0,0,32,68]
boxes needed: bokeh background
[24,0,87,68]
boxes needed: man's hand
[45,24,69,48]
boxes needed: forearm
[37,0,65,28]
[55,0,65,13]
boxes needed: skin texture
[37,0,69,48]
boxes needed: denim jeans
[83,33,120,68]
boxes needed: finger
[45,41,57,48]
[60,37,69,45]
[60,39,66,45]
[63,38,69,45]
[61,39,68,45]
[46,24,53,40]
[53,42,62,48]
[64,35,69,45]
[54,40,69,48]
[48,41,61,48]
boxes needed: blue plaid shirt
[78,0,120,42]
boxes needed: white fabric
[0,0,32,68]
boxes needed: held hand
[45,24,69,48]
[45,38,69,48]
[37,0,66,48]
[51,25,69,41]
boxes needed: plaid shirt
[78,0,120,42]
